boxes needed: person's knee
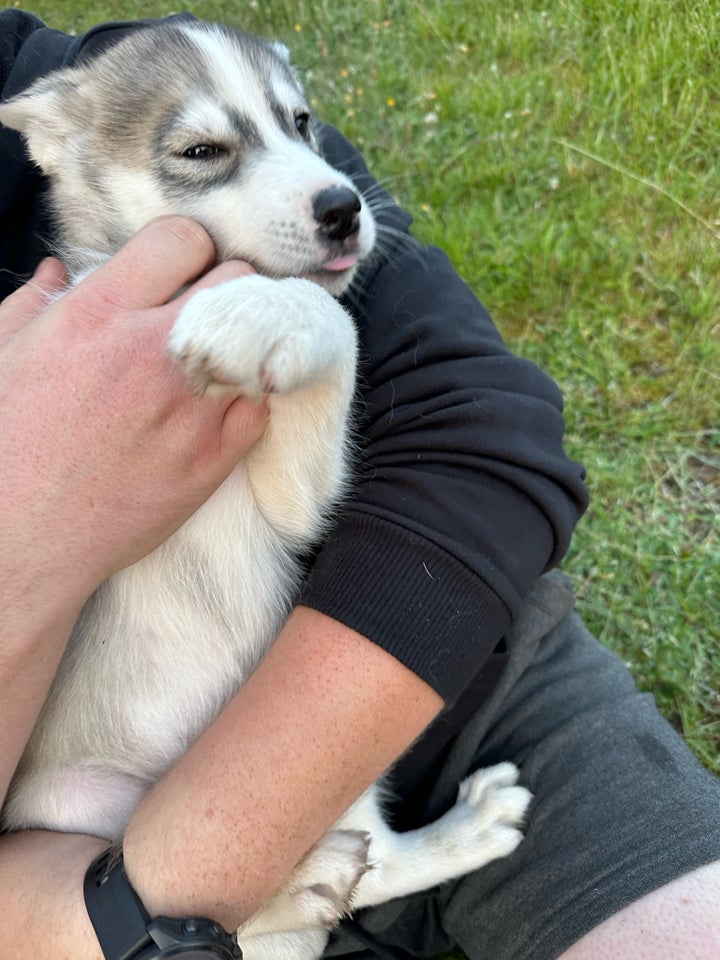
[559,859,720,959]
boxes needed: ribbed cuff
[300,513,512,704]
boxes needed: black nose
[313,187,361,242]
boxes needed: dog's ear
[270,40,291,64]
[268,40,304,88]
[0,68,87,174]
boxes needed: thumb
[0,258,68,346]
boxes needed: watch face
[146,916,241,958]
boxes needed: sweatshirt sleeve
[301,126,588,704]
[0,10,73,297]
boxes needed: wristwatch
[84,847,243,959]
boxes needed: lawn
[19,0,720,771]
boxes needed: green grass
[23,0,720,771]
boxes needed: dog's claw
[287,828,372,926]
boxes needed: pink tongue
[321,254,358,272]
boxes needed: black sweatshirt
[0,10,588,753]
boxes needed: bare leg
[560,859,720,959]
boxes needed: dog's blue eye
[182,144,224,159]
[294,113,310,138]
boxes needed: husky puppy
[0,21,531,959]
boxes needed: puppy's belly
[5,763,150,837]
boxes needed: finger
[171,259,257,313]
[148,260,257,347]
[218,395,270,464]
[71,217,217,313]
[136,260,260,381]
[0,258,68,345]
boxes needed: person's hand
[0,216,269,620]
[0,217,269,800]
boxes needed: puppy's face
[0,23,376,295]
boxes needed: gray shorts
[326,573,720,960]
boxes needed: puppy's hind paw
[289,829,372,926]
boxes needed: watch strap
[84,847,155,960]
[84,847,242,959]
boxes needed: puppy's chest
[81,469,302,746]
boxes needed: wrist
[0,546,90,645]
[121,796,246,932]
[84,848,241,959]
[0,583,85,803]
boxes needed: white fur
[0,21,531,955]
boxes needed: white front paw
[167,275,355,396]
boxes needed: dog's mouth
[216,225,369,294]
[320,253,359,273]
[301,258,360,296]
[240,247,363,294]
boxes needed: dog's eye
[182,144,225,159]
[294,112,311,139]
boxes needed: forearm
[0,608,438,956]
[0,829,105,958]
[0,226,262,806]
[0,591,84,803]
[123,605,443,930]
